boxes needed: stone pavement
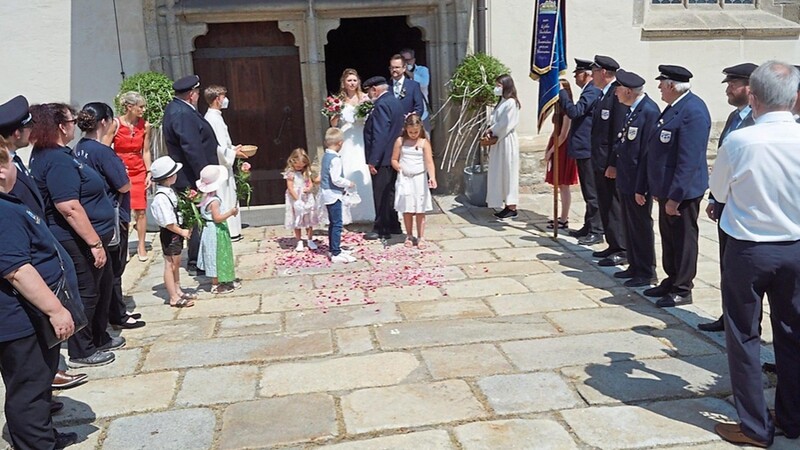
[1,189,796,450]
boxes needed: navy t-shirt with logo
[30,146,116,241]
[74,138,132,223]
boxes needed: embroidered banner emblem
[627,127,638,141]
[601,109,610,120]
[660,130,672,144]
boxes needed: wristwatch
[91,240,103,249]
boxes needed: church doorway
[324,16,427,96]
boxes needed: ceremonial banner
[530,0,567,131]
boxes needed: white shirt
[204,108,235,168]
[320,149,351,205]
[709,111,800,242]
[151,185,180,227]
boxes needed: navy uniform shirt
[613,94,661,195]
[645,91,712,201]
[162,98,219,190]
[74,138,131,223]
[29,146,116,241]
[0,192,63,342]
[559,81,601,160]
[591,81,628,172]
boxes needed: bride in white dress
[330,69,375,223]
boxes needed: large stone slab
[438,237,511,251]
[370,285,442,303]
[421,344,514,379]
[335,327,374,354]
[124,318,216,346]
[561,398,740,449]
[176,365,260,406]
[561,354,733,405]
[260,352,421,396]
[422,250,497,267]
[444,278,529,299]
[54,372,177,422]
[493,247,562,262]
[176,294,261,318]
[501,331,673,370]
[460,260,551,278]
[103,408,215,450]
[399,298,494,320]
[143,331,332,370]
[458,225,530,238]
[59,347,141,380]
[454,419,578,450]
[485,291,598,315]
[477,372,583,414]
[341,380,486,434]
[546,306,676,334]
[522,272,617,292]
[376,316,555,349]
[286,303,402,332]
[263,287,367,312]
[219,394,337,449]
[318,430,454,449]
[216,313,282,337]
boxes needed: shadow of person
[2,397,98,448]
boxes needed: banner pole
[553,102,560,239]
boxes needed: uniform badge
[660,130,672,143]
[627,127,638,141]
[25,209,41,225]
[601,109,610,120]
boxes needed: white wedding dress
[338,103,375,223]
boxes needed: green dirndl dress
[215,221,235,283]
[198,196,236,283]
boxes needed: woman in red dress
[545,79,579,229]
[112,92,152,261]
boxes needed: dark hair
[401,113,427,140]
[390,54,404,65]
[77,102,114,132]
[29,103,76,149]
[496,74,521,109]
[400,48,415,58]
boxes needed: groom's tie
[393,81,401,98]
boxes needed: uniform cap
[151,156,183,182]
[0,95,33,136]
[173,75,201,93]
[362,76,388,89]
[573,58,593,73]
[721,63,758,83]
[591,55,620,71]
[655,65,693,82]
[616,70,645,89]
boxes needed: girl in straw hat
[196,165,240,294]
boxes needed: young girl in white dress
[283,148,322,251]
[391,113,437,249]
[329,68,375,223]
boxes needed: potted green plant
[440,53,509,206]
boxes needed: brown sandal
[170,298,195,308]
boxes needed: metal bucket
[463,164,488,207]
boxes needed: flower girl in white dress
[391,113,437,249]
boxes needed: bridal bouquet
[354,100,374,120]
[321,95,343,119]
[177,188,203,230]
[235,160,253,207]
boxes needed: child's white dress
[394,140,433,213]
[283,170,323,229]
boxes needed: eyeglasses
[63,118,78,124]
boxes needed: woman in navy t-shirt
[29,103,119,368]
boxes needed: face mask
[493,86,503,96]
[406,64,415,72]
[221,97,230,109]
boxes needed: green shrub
[448,53,510,111]
[116,72,174,126]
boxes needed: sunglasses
[62,118,78,124]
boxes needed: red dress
[545,135,578,186]
[113,118,148,210]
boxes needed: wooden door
[193,22,306,205]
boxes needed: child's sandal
[404,236,414,248]
[170,298,194,308]
[417,238,427,250]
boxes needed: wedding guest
[283,148,322,252]
[29,103,122,368]
[544,79,578,229]
[485,74,521,219]
[203,85,245,242]
[389,54,424,118]
[321,128,356,263]
[113,91,152,262]
[197,165,240,294]
[401,48,431,131]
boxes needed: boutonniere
[399,87,406,100]
[658,119,664,127]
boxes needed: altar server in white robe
[485,74,521,219]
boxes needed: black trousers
[188,224,200,267]
[64,232,114,358]
[108,222,130,325]
[0,332,60,450]
[575,158,602,234]
[657,196,701,296]
[595,170,626,252]
[715,202,729,271]
[723,238,800,443]
[371,166,401,235]
[620,192,656,279]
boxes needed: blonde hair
[118,91,146,111]
[204,85,227,105]
[401,113,426,140]
[324,127,344,148]
[337,68,363,97]
[285,148,312,182]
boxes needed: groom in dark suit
[162,75,219,272]
[389,54,424,118]
[362,76,404,240]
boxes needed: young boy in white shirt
[319,128,356,263]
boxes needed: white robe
[486,98,520,209]
[204,108,242,237]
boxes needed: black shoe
[614,269,635,279]
[112,317,146,330]
[624,277,658,288]
[698,316,725,332]
[55,431,78,449]
[380,234,392,240]
[187,265,204,276]
[493,207,510,218]
[364,232,381,240]
[496,209,518,219]
[762,362,777,374]
[569,226,590,238]
[592,247,617,258]
[598,254,628,267]
[643,285,671,298]
[50,401,64,415]
[578,233,604,245]
[656,292,693,308]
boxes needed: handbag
[480,134,498,147]
[19,244,88,348]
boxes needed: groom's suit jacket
[364,92,405,168]
[392,77,425,118]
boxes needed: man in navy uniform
[162,75,219,272]
[587,55,628,267]
[710,60,800,448]
[697,63,757,333]
[612,70,660,288]
[362,76,404,240]
[643,65,711,308]
[559,58,603,241]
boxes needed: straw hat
[151,156,183,182]
[196,165,229,193]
